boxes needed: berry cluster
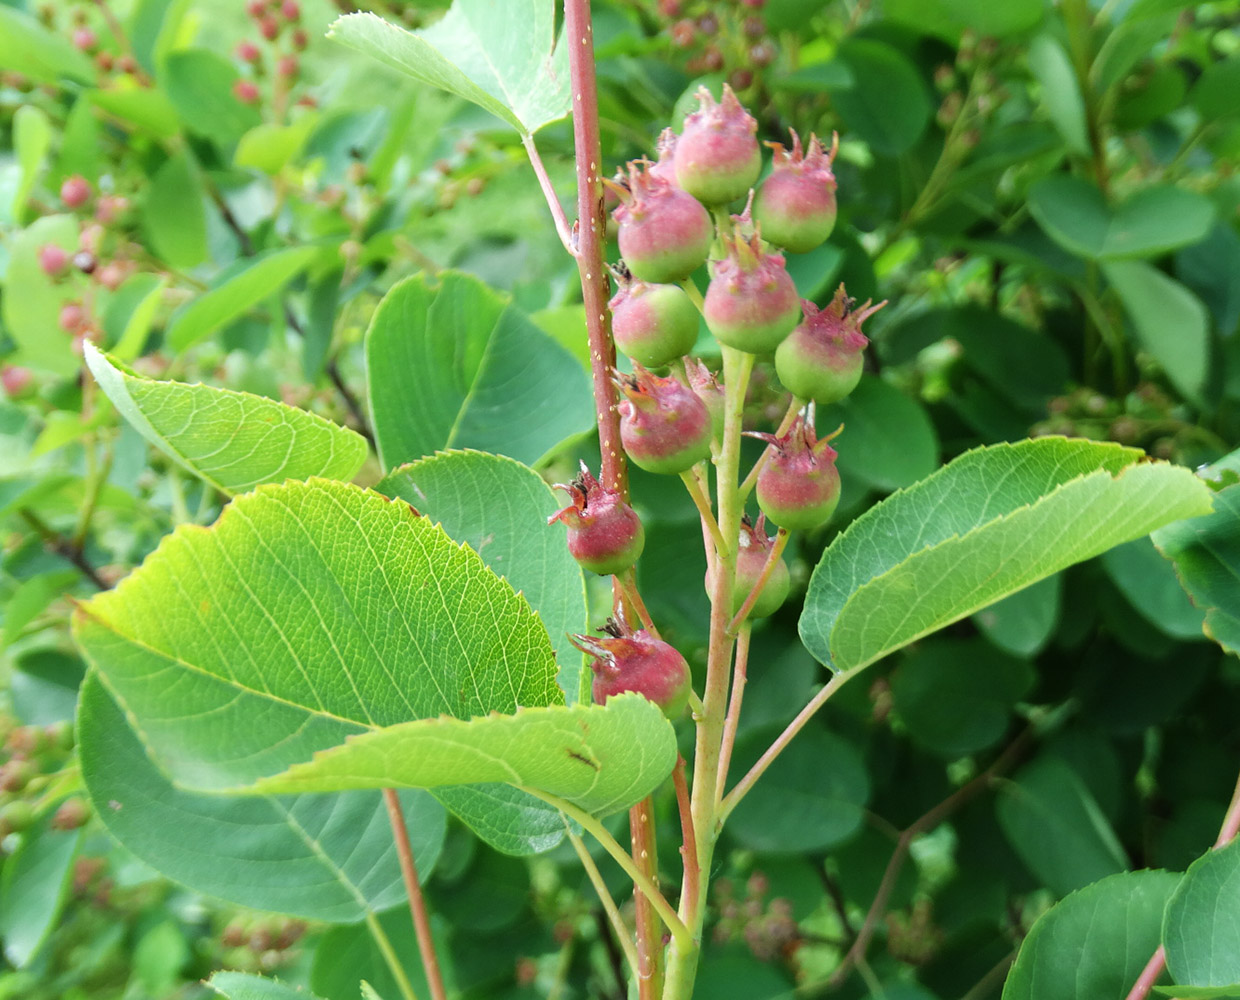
[233,0,311,109]
[0,713,88,842]
[549,86,885,719]
[658,0,779,93]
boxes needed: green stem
[565,823,641,980]
[363,909,420,1000]
[680,470,728,557]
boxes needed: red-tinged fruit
[609,270,699,368]
[235,40,261,63]
[51,797,91,831]
[751,416,841,531]
[685,357,725,441]
[675,84,761,205]
[775,285,883,403]
[616,365,713,474]
[1,366,33,399]
[649,127,679,184]
[59,301,85,333]
[613,160,712,284]
[754,131,839,253]
[704,222,801,354]
[38,244,68,276]
[548,462,645,576]
[234,79,260,104]
[706,514,790,619]
[71,27,97,52]
[60,174,91,208]
[571,616,692,718]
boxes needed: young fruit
[609,269,700,368]
[706,514,790,619]
[675,84,761,205]
[753,131,838,253]
[616,365,712,474]
[649,127,679,184]
[60,175,91,209]
[570,615,691,718]
[685,357,725,442]
[548,462,645,576]
[775,285,884,404]
[750,415,841,531]
[613,160,712,284]
[38,244,68,276]
[58,301,85,333]
[704,223,801,354]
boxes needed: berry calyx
[60,175,92,209]
[609,267,700,368]
[613,160,712,284]
[754,131,839,254]
[570,615,692,718]
[707,514,790,619]
[775,285,884,404]
[704,218,801,355]
[548,462,645,576]
[675,84,761,206]
[615,365,713,475]
[38,244,68,276]
[649,127,679,184]
[750,415,842,531]
[685,357,724,442]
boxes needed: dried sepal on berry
[704,209,801,355]
[753,131,839,254]
[548,462,645,576]
[748,414,842,531]
[775,284,884,404]
[675,84,761,205]
[570,612,691,718]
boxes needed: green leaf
[883,0,1045,40]
[996,756,1127,896]
[972,574,1061,658]
[1002,870,1182,1000]
[1153,484,1240,658]
[208,971,328,1000]
[376,450,587,701]
[0,6,96,86]
[0,810,83,967]
[78,674,444,923]
[1153,988,1240,998]
[235,115,319,175]
[365,272,594,470]
[1192,57,1240,122]
[820,374,939,493]
[1,569,78,648]
[891,639,1034,757]
[83,344,367,495]
[102,272,168,362]
[1,214,82,376]
[726,725,869,853]
[12,104,51,221]
[799,438,1214,673]
[161,49,261,146]
[1102,536,1206,641]
[1029,176,1216,260]
[1027,34,1090,155]
[142,150,208,269]
[829,40,931,156]
[90,85,181,139]
[167,246,320,352]
[328,0,570,135]
[1103,260,1212,408]
[1163,839,1240,990]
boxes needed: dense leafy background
[2,0,1239,998]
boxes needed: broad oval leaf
[328,1,570,135]
[1,214,82,376]
[248,694,677,819]
[1102,536,1207,642]
[78,673,445,924]
[142,150,208,269]
[161,49,261,145]
[365,271,594,470]
[1003,870,1182,1000]
[83,344,368,495]
[167,246,321,352]
[799,438,1214,673]
[1027,35,1090,155]
[376,450,587,701]
[820,374,939,493]
[0,809,82,967]
[830,40,931,156]
[1163,839,1240,991]
[208,971,327,1000]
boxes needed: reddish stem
[673,756,700,922]
[382,789,447,1000]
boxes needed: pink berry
[280,0,300,21]
[706,514,790,618]
[675,84,761,205]
[609,270,700,368]
[96,262,126,291]
[38,244,68,276]
[95,195,129,224]
[615,365,713,475]
[571,615,692,718]
[291,28,308,51]
[613,160,712,284]
[60,174,92,208]
[1,366,33,398]
[754,131,839,254]
[235,40,261,63]
[259,15,279,40]
[233,80,260,104]
[59,301,86,333]
[775,285,884,404]
[246,0,266,17]
[750,415,842,531]
[548,463,645,576]
[277,54,298,78]
[72,27,97,52]
[703,221,801,354]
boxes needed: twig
[617,567,659,636]
[566,824,640,980]
[738,397,803,501]
[680,470,729,556]
[629,796,663,998]
[326,357,376,449]
[673,756,700,920]
[522,134,576,256]
[726,528,789,635]
[714,625,751,806]
[594,909,630,1000]
[19,510,108,591]
[382,789,447,1000]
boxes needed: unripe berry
[281,0,300,20]
[246,0,266,17]
[548,463,645,576]
[675,85,761,206]
[571,615,692,718]
[51,797,91,831]
[96,261,126,291]
[234,79,260,104]
[46,720,74,753]
[670,18,696,47]
[685,357,724,441]
[291,28,308,51]
[648,127,678,184]
[615,365,713,475]
[118,54,137,75]
[613,160,712,284]
[704,223,801,354]
[775,285,883,404]
[1,366,33,399]
[38,243,68,276]
[0,800,34,835]
[277,54,298,78]
[259,15,280,40]
[753,131,838,254]
[750,415,841,531]
[706,514,790,619]
[72,27,98,52]
[95,51,114,73]
[60,174,92,208]
[609,270,699,368]
[59,301,86,333]
[0,758,36,793]
[235,40,261,63]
